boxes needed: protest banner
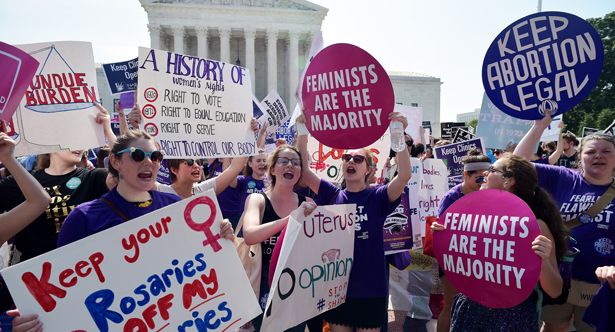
[394,104,423,143]
[264,119,296,148]
[102,58,138,95]
[539,116,563,142]
[0,41,38,122]
[157,159,172,185]
[413,158,449,241]
[384,187,413,254]
[258,90,289,134]
[476,93,532,149]
[581,127,599,137]
[120,91,136,110]
[447,175,463,190]
[434,137,485,178]
[1,191,261,331]
[440,122,465,140]
[433,189,541,308]
[262,204,355,332]
[482,11,604,120]
[137,47,256,159]
[301,43,394,149]
[307,132,391,184]
[452,127,475,143]
[10,41,105,156]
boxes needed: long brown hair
[498,154,567,258]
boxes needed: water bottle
[389,120,405,152]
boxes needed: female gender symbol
[184,196,222,252]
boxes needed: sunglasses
[276,157,301,167]
[184,159,203,166]
[115,147,164,163]
[341,154,366,164]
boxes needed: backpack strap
[100,197,130,221]
[567,180,615,229]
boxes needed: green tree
[467,118,478,131]
[565,11,615,135]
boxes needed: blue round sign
[482,11,604,120]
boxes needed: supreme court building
[98,0,442,136]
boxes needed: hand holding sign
[482,12,604,120]
[433,189,541,309]
[301,43,394,149]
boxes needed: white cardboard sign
[262,204,355,331]
[1,191,261,331]
[137,47,256,159]
[10,41,105,156]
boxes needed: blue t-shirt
[438,183,464,217]
[57,187,180,246]
[315,179,400,298]
[535,163,615,283]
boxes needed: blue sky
[1,0,613,120]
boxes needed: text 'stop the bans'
[301,43,394,149]
[482,11,604,120]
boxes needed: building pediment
[145,0,326,12]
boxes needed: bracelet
[296,122,309,136]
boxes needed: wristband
[296,122,309,136]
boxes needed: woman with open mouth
[297,112,411,332]
[240,144,316,331]
[514,114,615,332]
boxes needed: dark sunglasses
[184,159,203,166]
[115,147,164,162]
[341,154,366,164]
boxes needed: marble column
[267,29,278,93]
[196,27,208,59]
[171,25,184,54]
[219,27,231,63]
[288,31,300,107]
[148,24,161,49]
[244,28,256,92]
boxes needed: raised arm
[116,103,132,135]
[387,112,411,202]
[241,193,289,245]
[213,156,248,194]
[514,113,552,160]
[0,133,51,243]
[295,116,321,194]
[548,125,565,165]
[95,102,117,147]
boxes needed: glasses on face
[487,166,504,174]
[183,159,203,167]
[115,147,164,163]
[276,157,301,167]
[341,154,366,164]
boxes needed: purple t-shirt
[535,163,615,283]
[217,175,265,225]
[57,187,180,246]
[438,183,464,217]
[315,179,400,298]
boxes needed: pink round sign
[301,43,394,149]
[433,189,541,309]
